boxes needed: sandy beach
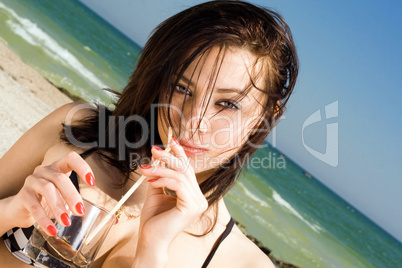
[0,41,72,157]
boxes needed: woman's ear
[274,101,281,117]
[249,116,263,136]
[250,101,280,136]
[250,125,258,135]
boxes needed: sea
[0,0,401,267]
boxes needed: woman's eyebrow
[180,74,251,100]
[217,88,252,101]
[179,75,196,87]
[217,88,242,94]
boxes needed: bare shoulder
[0,102,95,197]
[214,224,275,268]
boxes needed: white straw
[84,127,173,245]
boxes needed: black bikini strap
[201,218,235,268]
[79,147,98,158]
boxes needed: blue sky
[79,0,402,242]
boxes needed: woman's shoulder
[10,101,95,155]
[39,102,98,162]
[220,224,275,267]
[48,102,96,125]
[31,101,95,142]
[0,102,96,197]
[19,101,95,142]
[211,201,274,267]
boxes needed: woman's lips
[178,139,207,157]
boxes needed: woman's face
[158,46,266,181]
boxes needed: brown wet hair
[62,0,298,211]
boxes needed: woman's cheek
[210,126,239,149]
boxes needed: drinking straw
[84,127,173,245]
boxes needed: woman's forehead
[180,46,267,103]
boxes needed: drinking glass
[23,199,115,268]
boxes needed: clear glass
[23,199,115,268]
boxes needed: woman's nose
[186,108,210,134]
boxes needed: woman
[0,1,298,267]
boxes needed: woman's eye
[175,85,192,96]
[217,100,241,110]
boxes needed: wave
[272,191,323,233]
[237,181,271,208]
[0,2,106,89]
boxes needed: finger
[170,137,188,161]
[151,146,192,174]
[148,177,208,214]
[23,188,59,236]
[52,151,95,186]
[142,166,199,200]
[148,177,191,201]
[169,138,193,174]
[140,164,181,180]
[33,166,85,216]
[30,177,74,227]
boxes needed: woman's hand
[135,138,208,265]
[4,151,95,236]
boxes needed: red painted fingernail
[75,202,85,215]
[172,137,179,144]
[140,165,152,169]
[60,213,71,226]
[148,178,159,182]
[85,173,95,186]
[47,225,57,236]
[153,145,163,151]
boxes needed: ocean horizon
[1,0,401,267]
